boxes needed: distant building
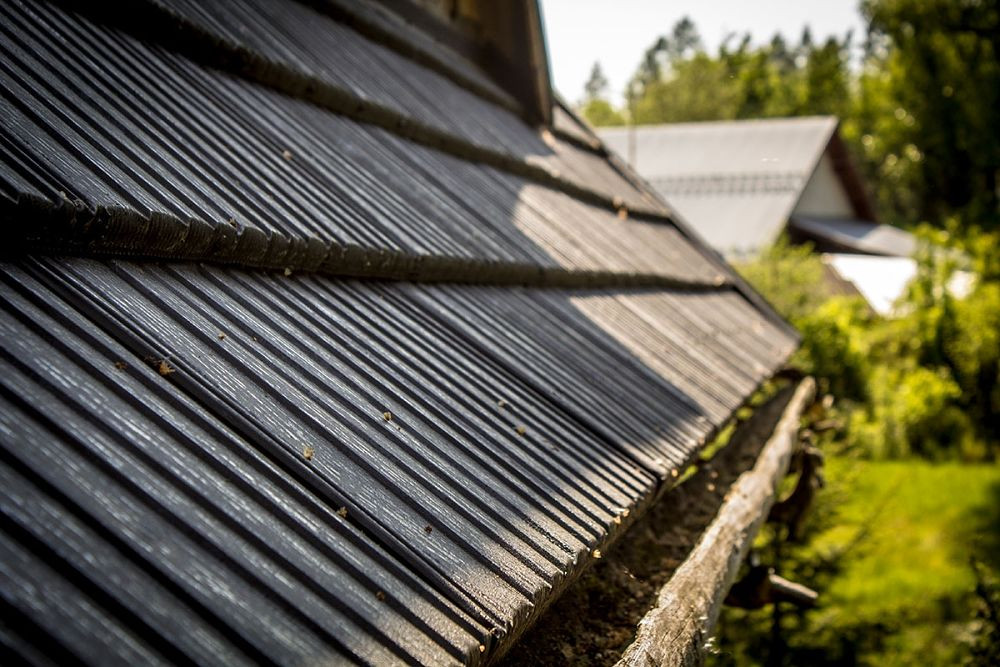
[599,117,932,314]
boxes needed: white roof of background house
[598,117,893,258]
[823,254,918,315]
[793,216,917,257]
[823,254,975,316]
[600,116,838,179]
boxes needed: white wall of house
[793,152,855,218]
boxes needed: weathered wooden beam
[768,573,819,608]
[616,377,816,667]
[725,566,818,610]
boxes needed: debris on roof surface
[0,1,798,663]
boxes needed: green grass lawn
[815,457,1000,615]
[712,456,1000,666]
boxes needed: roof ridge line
[53,0,673,222]
[2,196,732,292]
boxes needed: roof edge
[617,378,815,667]
[376,0,552,125]
[600,115,839,135]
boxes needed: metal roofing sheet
[1,257,677,662]
[597,118,839,258]
[0,257,794,662]
[0,0,719,286]
[568,290,795,421]
[790,216,917,257]
[0,1,799,663]
[70,0,653,212]
[661,191,800,258]
[539,136,654,209]
[158,0,539,152]
[314,0,521,110]
[552,102,601,148]
[410,284,795,478]
[598,117,837,180]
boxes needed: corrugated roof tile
[0,1,797,663]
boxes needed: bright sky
[540,0,866,105]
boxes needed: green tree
[627,20,852,126]
[628,18,740,123]
[634,54,740,123]
[578,61,625,127]
[622,9,999,228]
[582,61,609,102]
[801,36,850,116]
[579,98,625,127]
[861,0,1000,226]
[631,36,669,95]
[667,16,703,60]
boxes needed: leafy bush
[795,297,871,401]
[738,227,999,461]
[846,365,970,459]
[579,98,625,127]
[734,240,870,401]
[734,237,828,323]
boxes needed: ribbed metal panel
[599,118,837,184]
[149,0,528,154]
[513,182,728,282]
[66,0,653,212]
[598,117,840,256]
[539,137,647,207]
[314,0,521,110]
[569,290,798,422]
[1,257,676,663]
[409,285,795,478]
[551,102,600,148]
[143,0,653,209]
[0,0,721,285]
[789,215,916,257]
[0,1,800,664]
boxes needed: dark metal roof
[0,1,797,663]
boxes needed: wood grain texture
[616,378,816,667]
